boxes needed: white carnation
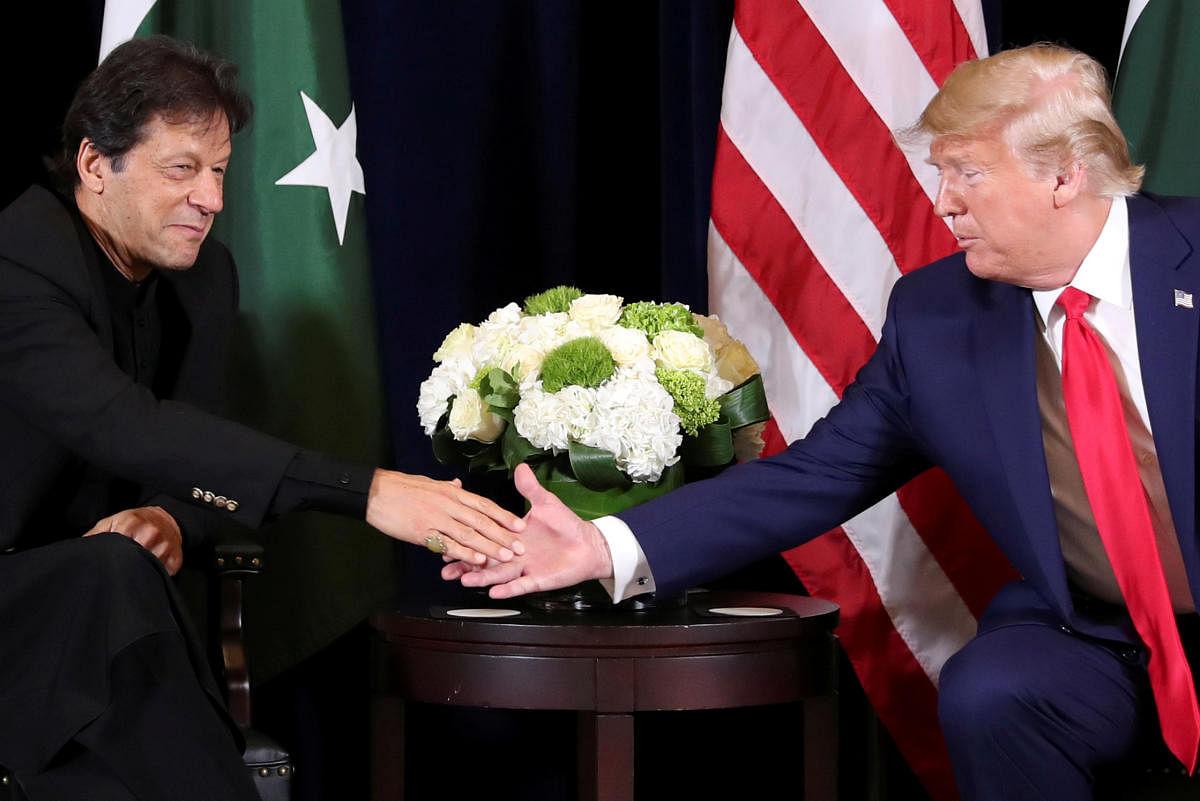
[568,294,623,329]
[515,386,589,452]
[416,358,474,435]
[705,372,734,399]
[486,303,522,326]
[652,330,714,372]
[473,307,525,371]
[448,387,506,443]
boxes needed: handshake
[369,463,616,600]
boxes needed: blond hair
[909,43,1143,197]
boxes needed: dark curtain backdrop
[1,2,1130,800]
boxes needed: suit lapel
[1128,194,1200,602]
[970,281,1071,606]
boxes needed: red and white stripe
[708,2,1017,799]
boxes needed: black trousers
[0,536,258,801]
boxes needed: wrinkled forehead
[137,110,232,152]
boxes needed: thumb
[514,463,554,508]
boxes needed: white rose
[501,344,547,381]
[596,325,651,367]
[652,330,713,372]
[568,294,623,329]
[433,323,476,362]
[448,387,506,443]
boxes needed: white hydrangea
[416,357,475,435]
[580,370,682,482]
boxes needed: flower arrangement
[418,286,769,517]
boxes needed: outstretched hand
[365,469,525,564]
[441,463,614,599]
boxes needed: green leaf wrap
[568,441,632,491]
[719,373,769,429]
[535,461,685,520]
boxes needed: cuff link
[192,487,240,513]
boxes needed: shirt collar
[1031,195,1130,327]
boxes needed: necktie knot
[1057,286,1092,320]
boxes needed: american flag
[707,2,1019,799]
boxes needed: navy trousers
[939,619,1158,801]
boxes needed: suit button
[226,500,239,512]
[192,487,203,500]
[203,491,215,504]
[214,496,227,509]
[338,472,351,485]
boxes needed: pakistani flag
[1114,0,1200,195]
[101,1,395,680]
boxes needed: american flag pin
[1175,289,1194,309]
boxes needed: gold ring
[424,535,447,554]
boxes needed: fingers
[514,463,553,508]
[82,507,183,575]
[441,560,476,581]
[489,576,541,599]
[366,470,526,562]
[458,561,524,588]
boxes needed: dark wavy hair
[54,35,252,187]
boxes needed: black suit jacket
[0,185,299,550]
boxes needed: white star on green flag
[275,92,366,245]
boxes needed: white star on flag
[276,91,366,245]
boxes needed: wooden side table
[370,590,839,801]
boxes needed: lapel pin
[1175,289,1194,309]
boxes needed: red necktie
[1057,286,1200,772]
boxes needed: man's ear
[76,140,106,194]
[1052,161,1086,208]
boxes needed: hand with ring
[365,469,525,565]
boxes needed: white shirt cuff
[593,515,656,602]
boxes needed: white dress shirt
[600,195,1193,611]
[1032,196,1193,612]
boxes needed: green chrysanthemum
[540,337,616,393]
[656,367,720,436]
[618,301,703,339]
[523,285,584,315]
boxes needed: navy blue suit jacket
[621,192,1200,647]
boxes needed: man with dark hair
[0,35,524,800]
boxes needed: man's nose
[932,177,962,218]
[190,172,224,215]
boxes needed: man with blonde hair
[449,43,1200,800]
